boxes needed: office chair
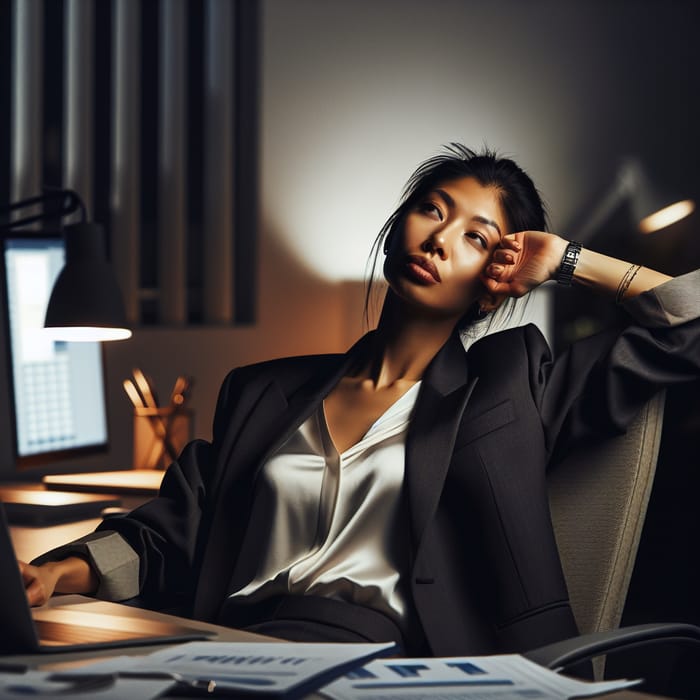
[525,390,700,683]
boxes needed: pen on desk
[124,374,179,465]
[169,375,190,409]
[132,368,158,409]
[123,378,146,409]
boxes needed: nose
[421,230,447,259]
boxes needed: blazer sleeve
[531,268,700,464]
[31,530,141,601]
[32,366,249,607]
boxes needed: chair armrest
[524,622,700,671]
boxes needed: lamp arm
[572,160,642,244]
[0,189,87,232]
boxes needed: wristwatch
[556,241,582,286]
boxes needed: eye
[418,201,443,220]
[466,231,488,250]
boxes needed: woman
[21,145,700,657]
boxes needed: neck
[359,293,459,388]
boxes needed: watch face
[557,242,582,286]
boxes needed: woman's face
[384,176,508,321]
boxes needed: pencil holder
[132,406,193,470]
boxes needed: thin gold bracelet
[615,264,642,304]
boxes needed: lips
[405,255,441,283]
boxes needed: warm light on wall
[574,158,695,242]
[639,199,696,234]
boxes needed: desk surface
[11,515,114,562]
[7,482,148,562]
[0,596,673,700]
[42,469,164,495]
[5,496,675,700]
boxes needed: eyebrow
[472,215,502,236]
[433,189,502,236]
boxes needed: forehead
[433,176,508,234]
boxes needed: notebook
[43,469,164,495]
[0,488,121,526]
[0,503,215,653]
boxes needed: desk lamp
[556,159,695,350]
[0,189,131,342]
[574,158,695,243]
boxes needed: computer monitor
[1,237,109,470]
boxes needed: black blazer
[101,301,700,656]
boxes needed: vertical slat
[203,0,234,324]
[233,0,259,323]
[158,0,187,324]
[63,0,94,221]
[110,0,141,324]
[1,0,42,477]
[11,0,43,202]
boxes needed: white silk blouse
[229,381,422,629]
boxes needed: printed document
[69,640,397,698]
[319,654,640,699]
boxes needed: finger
[500,233,523,251]
[491,248,517,265]
[24,578,47,607]
[481,272,511,294]
[482,278,513,296]
[483,263,513,281]
[18,562,45,604]
[18,560,37,583]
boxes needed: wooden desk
[0,595,674,699]
[42,469,164,495]
[11,516,101,562]
[2,594,273,668]
[5,508,675,699]
[6,483,149,562]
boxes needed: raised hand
[481,231,568,298]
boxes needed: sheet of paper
[0,670,171,700]
[74,640,398,698]
[319,654,641,700]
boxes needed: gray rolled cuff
[31,530,140,601]
[622,268,700,327]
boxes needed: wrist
[51,556,98,594]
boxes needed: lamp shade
[574,159,695,243]
[625,162,696,234]
[43,222,132,341]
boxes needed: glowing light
[639,199,695,234]
[43,326,133,342]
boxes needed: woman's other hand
[19,560,60,606]
[481,231,567,298]
[19,557,98,606]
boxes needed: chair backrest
[547,391,666,677]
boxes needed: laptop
[0,503,215,653]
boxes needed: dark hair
[364,143,549,331]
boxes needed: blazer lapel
[253,334,376,471]
[196,335,373,619]
[406,333,477,553]
[215,333,375,495]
